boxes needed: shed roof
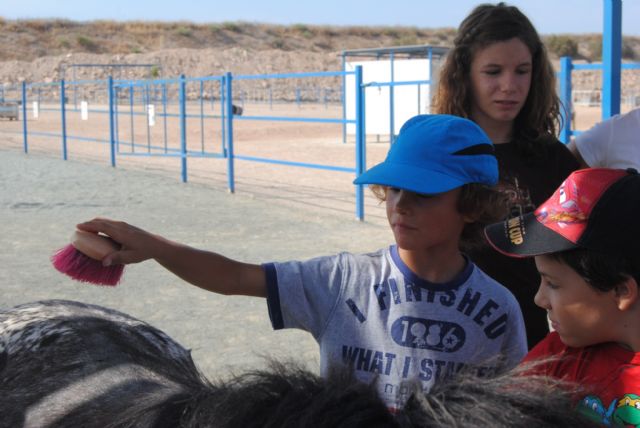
[341,45,449,59]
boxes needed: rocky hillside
[1,18,639,92]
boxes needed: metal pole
[389,52,395,145]
[342,52,347,144]
[427,47,433,114]
[114,86,120,153]
[200,79,205,152]
[145,83,151,152]
[60,79,68,160]
[129,86,135,152]
[220,78,227,157]
[179,74,188,182]
[225,72,235,193]
[559,56,573,144]
[355,65,365,221]
[73,67,77,109]
[21,81,28,153]
[162,83,168,153]
[602,0,622,118]
[108,76,116,167]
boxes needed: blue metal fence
[3,67,368,220]
[558,56,640,143]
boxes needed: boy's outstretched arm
[76,218,267,297]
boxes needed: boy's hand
[77,217,267,297]
[76,218,161,266]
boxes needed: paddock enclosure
[1,45,639,381]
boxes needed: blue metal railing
[5,67,369,220]
[558,56,640,143]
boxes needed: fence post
[129,85,135,152]
[162,82,168,153]
[60,79,68,160]
[389,52,395,145]
[220,78,227,157]
[179,74,188,183]
[114,86,120,152]
[225,72,235,194]
[144,82,151,152]
[108,76,116,167]
[21,81,28,153]
[355,65,365,221]
[427,47,433,114]
[559,56,573,144]
[602,0,622,119]
[200,79,205,153]
[341,52,347,144]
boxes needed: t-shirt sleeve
[574,119,611,168]
[263,253,348,339]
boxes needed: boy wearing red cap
[485,168,640,426]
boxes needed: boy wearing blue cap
[78,114,527,410]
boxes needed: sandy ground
[0,103,398,379]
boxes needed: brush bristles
[51,244,124,286]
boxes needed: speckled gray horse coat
[0,300,396,428]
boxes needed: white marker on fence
[32,101,39,119]
[148,104,155,126]
[81,101,89,120]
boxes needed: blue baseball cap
[353,114,498,194]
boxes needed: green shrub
[292,24,313,38]
[176,26,192,37]
[382,28,400,38]
[270,37,287,49]
[394,35,419,46]
[222,22,241,33]
[622,39,636,60]
[546,35,578,57]
[58,37,70,49]
[587,36,603,61]
[76,35,100,52]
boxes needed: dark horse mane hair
[0,300,395,428]
[0,299,599,428]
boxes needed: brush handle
[71,230,120,261]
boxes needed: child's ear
[615,276,639,311]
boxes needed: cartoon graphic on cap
[536,179,587,227]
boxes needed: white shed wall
[345,59,433,137]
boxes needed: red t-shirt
[523,332,640,426]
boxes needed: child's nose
[533,284,548,309]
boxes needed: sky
[1,0,639,36]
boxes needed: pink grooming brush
[51,230,124,286]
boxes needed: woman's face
[468,37,533,140]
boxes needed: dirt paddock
[0,101,396,378]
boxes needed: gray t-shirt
[264,245,527,409]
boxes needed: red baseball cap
[484,168,640,258]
